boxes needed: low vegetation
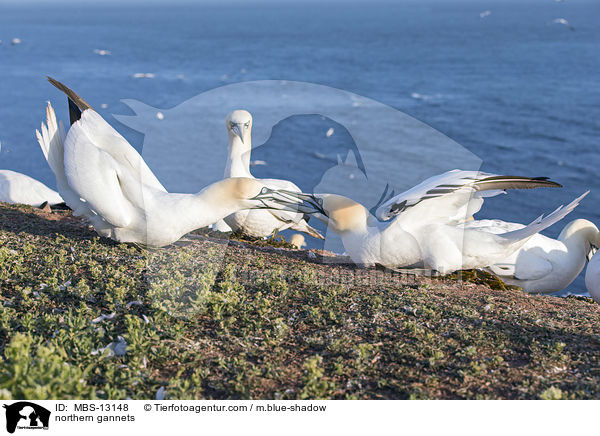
[0,203,599,399]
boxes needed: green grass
[1,203,600,399]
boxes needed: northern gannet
[276,170,581,274]
[465,213,596,293]
[222,109,323,240]
[0,169,64,207]
[37,78,300,247]
[552,18,575,31]
[585,247,600,303]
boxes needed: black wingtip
[478,175,562,190]
[46,76,93,125]
[68,98,82,126]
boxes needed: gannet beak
[231,123,244,143]
[275,190,327,216]
[249,187,300,211]
[587,245,598,263]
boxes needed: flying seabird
[552,18,575,31]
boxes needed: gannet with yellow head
[36,78,303,247]
[277,171,584,274]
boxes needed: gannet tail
[36,102,82,214]
[498,191,589,243]
[36,102,66,180]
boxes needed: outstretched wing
[47,77,167,193]
[376,169,561,228]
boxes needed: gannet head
[226,110,252,145]
[320,194,370,233]
[272,191,369,234]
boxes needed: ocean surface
[1,0,599,295]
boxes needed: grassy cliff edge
[0,202,599,400]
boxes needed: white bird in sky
[480,10,492,18]
[464,213,595,293]
[0,169,64,207]
[93,49,111,56]
[275,170,581,274]
[552,18,575,31]
[37,78,299,247]
[585,248,600,303]
[222,109,323,240]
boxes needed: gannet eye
[244,122,250,128]
[261,187,268,194]
[229,122,235,129]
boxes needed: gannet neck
[558,219,599,252]
[170,194,231,237]
[225,132,252,178]
[155,179,260,238]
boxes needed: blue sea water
[0,0,599,294]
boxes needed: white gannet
[585,248,600,303]
[37,78,301,247]
[464,214,595,293]
[552,18,575,31]
[276,170,582,274]
[93,49,111,56]
[0,169,64,207]
[222,109,323,240]
[132,73,155,79]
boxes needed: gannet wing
[463,219,525,234]
[73,110,167,193]
[47,77,167,193]
[63,120,135,228]
[488,250,553,281]
[376,170,561,226]
[513,251,554,280]
[465,220,553,280]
